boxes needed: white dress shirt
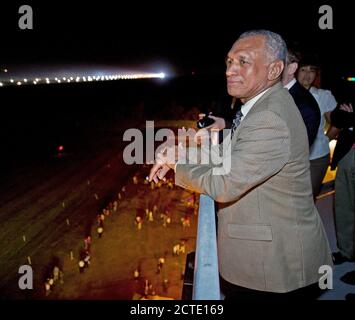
[240,86,271,122]
[309,87,337,160]
[284,78,297,91]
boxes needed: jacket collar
[231,81,284,139]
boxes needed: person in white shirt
[297,57,338,198]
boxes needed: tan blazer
[175,82,333,293]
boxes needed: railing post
[192,194,221,300]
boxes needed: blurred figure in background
[282,46,320,148]
[297,55,338,198]
[330,103,355,264]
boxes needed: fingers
[339,104,349,112]
[204,116,226,131]
[198,112,213,120]
[204,123,216,130]
[158,165,170,180]
[149,162,163,182]
[194,128,209,143]
[340,103,353,112]
[153,174,159,184]
[149,164,171,183]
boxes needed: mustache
[227,76,244,82]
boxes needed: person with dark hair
[150,30,332,300]
[297,55,338,198]
[282,48,320,147]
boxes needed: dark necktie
[231,109,243,137]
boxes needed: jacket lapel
[231,82,284,142]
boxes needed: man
[149,30,332,299]
[197,47,321,148]
[330,103,355,265]
[282,48,320,147]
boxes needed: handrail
[192,194,221,300]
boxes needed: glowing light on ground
[0,72,167,87]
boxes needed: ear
[288,62,298,76]
[268,60,284,81]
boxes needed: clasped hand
[148,144,180,183]
[149,113,226,183]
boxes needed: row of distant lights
[0,72,165,87]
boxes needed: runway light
[3,69,8,73]
[347,77,355,82]
[58,145,64,152]
[0,82,3,86]
[2,71,170,87]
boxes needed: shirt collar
[241,87,271,119]
[284,78,297,90]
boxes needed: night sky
[0,0,354,150]
[0,1,354,77]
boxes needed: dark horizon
[0,1,354,76]
[0,1,354,170]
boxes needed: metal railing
[192,194,221,300]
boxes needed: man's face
[226,35,272,101]
[297,65,317,89]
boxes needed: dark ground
[0,77,204,299]
[0,73,354,299]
